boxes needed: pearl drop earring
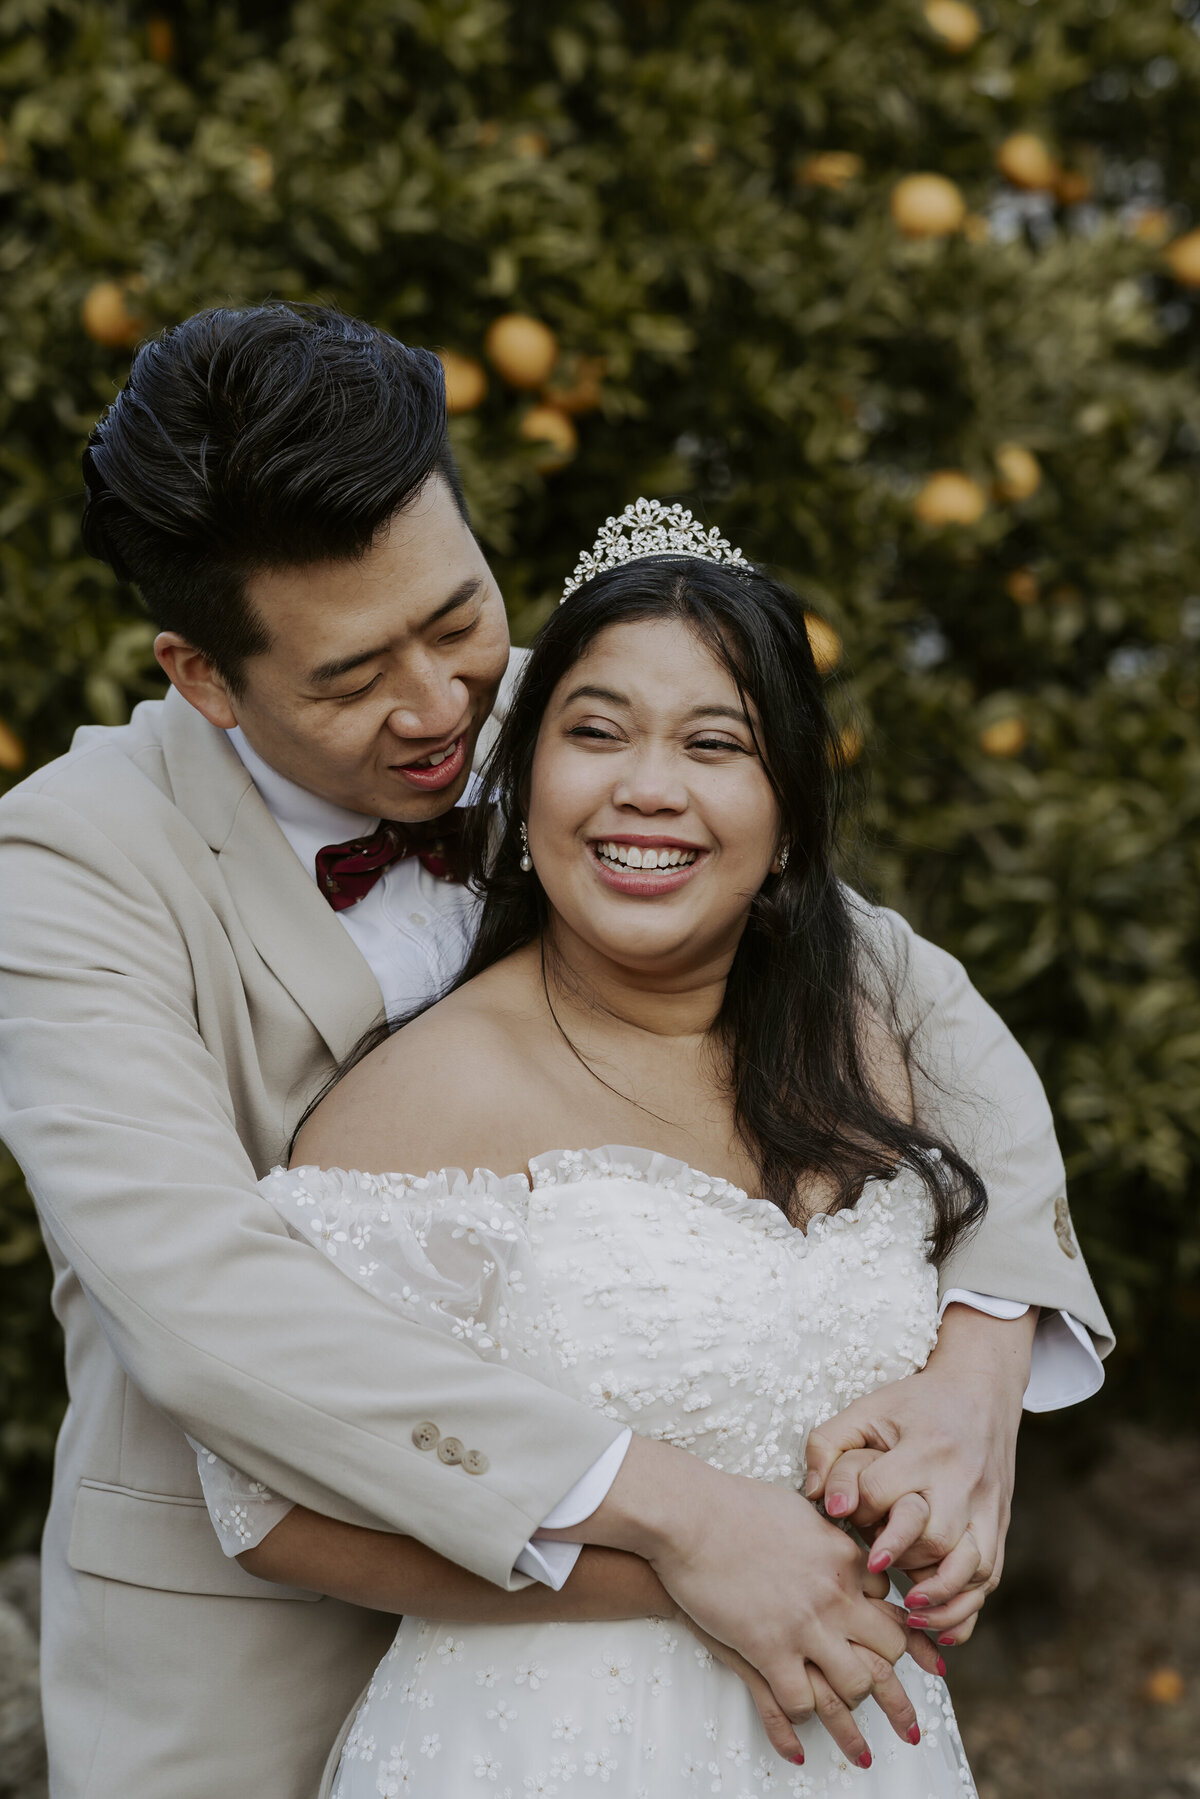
[519,824,533,873]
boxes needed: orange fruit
[542,354,606,417]
[1054,169,1091,206]
[1005,569,1039,607]
[996,132,1058,192]
[923,1,982,52]
[994,443,1042,503]
[833,723,864,766]
[798,152,863,190]
[1164,228,1200,288]
[0,719,26,772]
[439,351,488,415]
[1142,1668,1184,1706]
[979,716,1027,757]
[890,174,966,239]
[81,280,147,349]
[246,146,274,193]
[913,471,987,527]
[519,404,578,472]
[485,314,559,389]
[146,16,174,63]
[804,614,842,675]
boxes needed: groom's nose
[384,670,470,741]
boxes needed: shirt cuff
[940,1290,1105,1413]
[512,1429,633,1591]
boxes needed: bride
[194,505,984,1796]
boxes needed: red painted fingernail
[936,1656,947,1677]
[906,1616,929,1631]
[906,1724,921,1745]
[856,1751,873,1769]
[826,1493,850,1516]
[906,1591,929,1608]
[868,1549,891,1573]
[790,1750,805,1765]
[938,1634,956,1647]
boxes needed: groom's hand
[803,1304,1036,1644]
[545,1436,919,1746]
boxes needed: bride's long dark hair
[308,554,986,1262]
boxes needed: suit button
[412,1422,440,1451]
[437,1436,464,1465]
[462,1448,490,1476]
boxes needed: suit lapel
[159,690,384,1061]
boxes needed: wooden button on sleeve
[436,1435,464,1465]
[462,1448,490,1476]
[411,1422,440,1451]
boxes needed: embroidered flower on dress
[591,1653,635,1691]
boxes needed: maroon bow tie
[315,810,470,911]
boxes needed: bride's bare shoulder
[291,954,542,1175]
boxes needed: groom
[0,303,1110,1799]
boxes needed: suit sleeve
[0,790,622,1587]
[850,893,1113,1354]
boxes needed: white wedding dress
[194,1148,976,1798]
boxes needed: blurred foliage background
[2,0,1200,1553]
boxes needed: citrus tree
[2,0,1199,1547]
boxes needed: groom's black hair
[81,302,468,692]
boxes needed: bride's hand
[565,1439,918,1728]
[803,1305,1035,1643]
[671,1571,945,1766]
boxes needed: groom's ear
[154,633,240,731]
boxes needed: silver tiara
[559,497,750,602]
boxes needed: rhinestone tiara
[559,497,750,603]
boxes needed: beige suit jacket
[0,678,1111,1799]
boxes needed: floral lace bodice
[192,1147,940,1553]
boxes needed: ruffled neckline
[271,1144,926,1244]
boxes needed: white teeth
[595,842,699,872]
[412,740,458,769]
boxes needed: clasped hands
[584,1306,1033,1766]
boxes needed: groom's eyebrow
[307,579,483,684]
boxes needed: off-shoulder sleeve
[257,1163,562,1382]
[189,1162,561,1557]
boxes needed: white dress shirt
[228,727,1102,1587]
